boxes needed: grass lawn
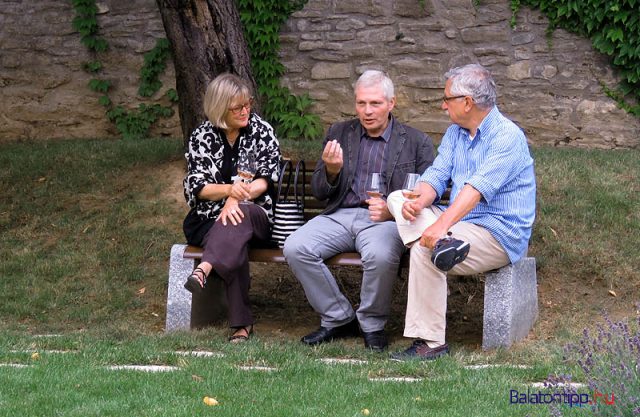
[0,137,638,416]
[0,330,575,417]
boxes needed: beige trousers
[387,190,509,344]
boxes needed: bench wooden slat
[183,160,414,268]
[183,244,407,268]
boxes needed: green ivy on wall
[71,0,177,139]
[511,0,640,116]
[237,0,323,140]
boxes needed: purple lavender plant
[547,307,640,416]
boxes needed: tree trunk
[156,0,257,144]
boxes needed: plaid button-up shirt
[342,119,392,207]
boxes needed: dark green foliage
[165,88,178,103]
[88,78,111,93]
[71,0,176,139]
[107,104,174,140]
[82,60,103,73]
[71,0,107,52]
[71,0,108,53]
[512,0,640,116]
[237,0,323,140]
[138,38,171,97]
[98,95,111,107]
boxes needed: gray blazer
[311,116,435,214]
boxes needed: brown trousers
[201,203,271,328]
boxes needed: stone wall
[279,0,639,148]
[0,0,181,140]
[1,0,638,149]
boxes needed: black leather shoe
[301,319,360,346]
[362,330,388,352]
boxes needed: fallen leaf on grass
[137,287,146,295]
[549,227,558,237]
[608,290,617,297]
[203,397,219,406]
[31,352,40,360]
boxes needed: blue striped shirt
[420,106,536,263]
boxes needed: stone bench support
[166,243,538,350]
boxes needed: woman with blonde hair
[182,73,281,342]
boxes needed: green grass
[0,138,638,416]
[0,331,574,417]
[529,148,639,313]
[0,138,185,333]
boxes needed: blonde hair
[203,73,252,129]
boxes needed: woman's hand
[228,181,252,201]
[218,198,244,226]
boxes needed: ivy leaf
[98,95,111,107]
[607,27,624,43]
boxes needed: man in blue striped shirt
[386,64,536,361]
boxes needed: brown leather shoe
[390,340,449,361]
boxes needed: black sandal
[228,325,253,343]
[183,267,208,294]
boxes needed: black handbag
[271,160,306,248]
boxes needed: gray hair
[354,70,395,100]
[445,64,497,109]
[203,73,252,129]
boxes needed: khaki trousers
[387,190,509,344]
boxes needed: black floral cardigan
[183,113,281,245]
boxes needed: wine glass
[365,173,383,199]
[236,152,256,204]
[401,173,421,223]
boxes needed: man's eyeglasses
[228,98,254,115]
[442,95,467,103]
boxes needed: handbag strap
[293,160,305,208]
[275,159,293,203]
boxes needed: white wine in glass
[365,172,383,199]
[401,173,421,224]
[402,173,421,201]
[237,152,257,203]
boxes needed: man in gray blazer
[283,70,435,352]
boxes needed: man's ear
[388,96,397,112]
[464,96,473,111]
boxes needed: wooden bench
[166,161,538,350]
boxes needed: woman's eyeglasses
[228,98,255,115]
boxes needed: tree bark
[156,0,257,144]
